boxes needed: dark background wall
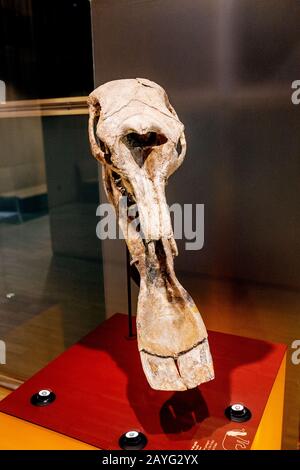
[0,0,93,100]
[91,0,300,288]
[0,0,99,261]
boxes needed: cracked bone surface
[88,78,214,391]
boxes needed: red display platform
[0,314,286,450]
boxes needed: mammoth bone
[88,78,214,391]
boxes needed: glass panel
[0,0,93,100]
[0,0,105,384]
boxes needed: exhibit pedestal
[0,314,286,450]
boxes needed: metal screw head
[31,389,56,406]
[38,389,51,397]
[119,430,147,450]
[225,403,252,422]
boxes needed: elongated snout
[129,172,173,242]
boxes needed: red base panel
[0,314,286,450]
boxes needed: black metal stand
[126,246,135,338]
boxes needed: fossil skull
[88,78,214,390]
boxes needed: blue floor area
[0,211,48,224]
[0,211,18,221]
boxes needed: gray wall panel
[91,0,300,288]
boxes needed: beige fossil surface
[88,78,214,390]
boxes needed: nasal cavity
[123,131,167,149]
[123,132,167,168]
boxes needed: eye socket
[98,138,106,153]
[123,132,167,148]
[97,137,112,164]
[176,138,182,156]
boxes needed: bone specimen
[88,78,214,391]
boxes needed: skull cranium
[88,78,214,391]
